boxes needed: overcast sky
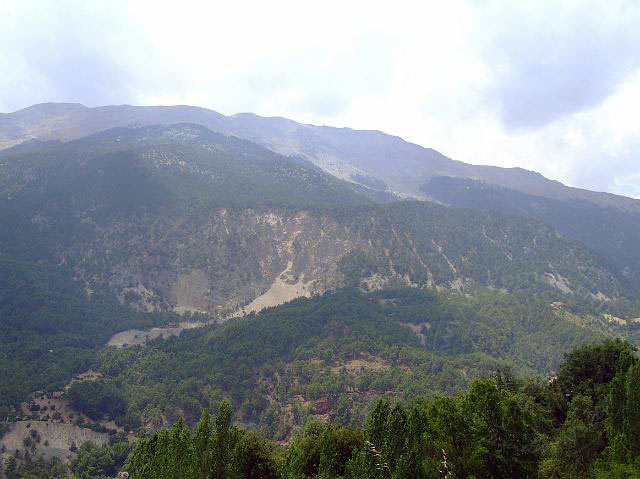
[1,0,639,197]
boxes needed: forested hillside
[0,256,179,409]
[1,121,640,479]
[5,340,639,478]
[0,124,631,318]
[1,123,639,418]
[423,176,640,290]
[59,340,640,479]
[60,287,624,441]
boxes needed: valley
[0,106,639,479]
[5,0,640,472]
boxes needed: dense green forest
[0,256,180,409]
[60,287,613,440]
[422,176,640,291]
[4,340,637,478]
[126,340,640,478]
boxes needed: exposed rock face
[170,270,212,313]
[60,209,357,316]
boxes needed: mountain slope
[422,176,640,290]
[3,103,640,294]
[82,287,602,437]
[0,255,178,408]
[2,103,638,211]
[0,124,629,317]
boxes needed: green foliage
[554,339,631,412]
[79,286,604,439]
[67,381,127,421]
[233,429,281,479]
[0,256,180,409]
[0,124,373,254]
[282,421,362,479]
[539,341,639,478]
[124,340,640,479]
[346,200,625,299]
[3,454,70,479]
[72,440,131,479]
[423,176,640,291]
[127,400,279,479]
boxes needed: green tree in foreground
[125,340,640,479]
[127,400,280,479]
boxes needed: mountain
[0,123,629,318]
[3,102,640,293]
[2,110,640,459]
[422,176,640,290]
[2,103,638,210]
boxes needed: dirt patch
[544,273,573,294]
[170,270,211,313]
[106,321,206,347]
[240,263,310,315]
[66,369,103,389]
[399,322,429,346]
[603,313,627,325]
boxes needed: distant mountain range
[2,102,638,209]
[2,102,640,292]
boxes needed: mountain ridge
[1,123,630,318]
[2,102,638,212]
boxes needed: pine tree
[363,399,391,479]
[4,456,17,479]
[366,399,390,453]
[383,403,407,473]
[392,405,428,479]
[318,427,338,479]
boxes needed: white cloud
[476,0,640,129]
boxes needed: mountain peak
[1,102,638,213]
[9,102,88,115]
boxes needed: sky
[1,0,639,197]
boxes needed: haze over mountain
[3,103,639,211]
[3,120,629,315]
